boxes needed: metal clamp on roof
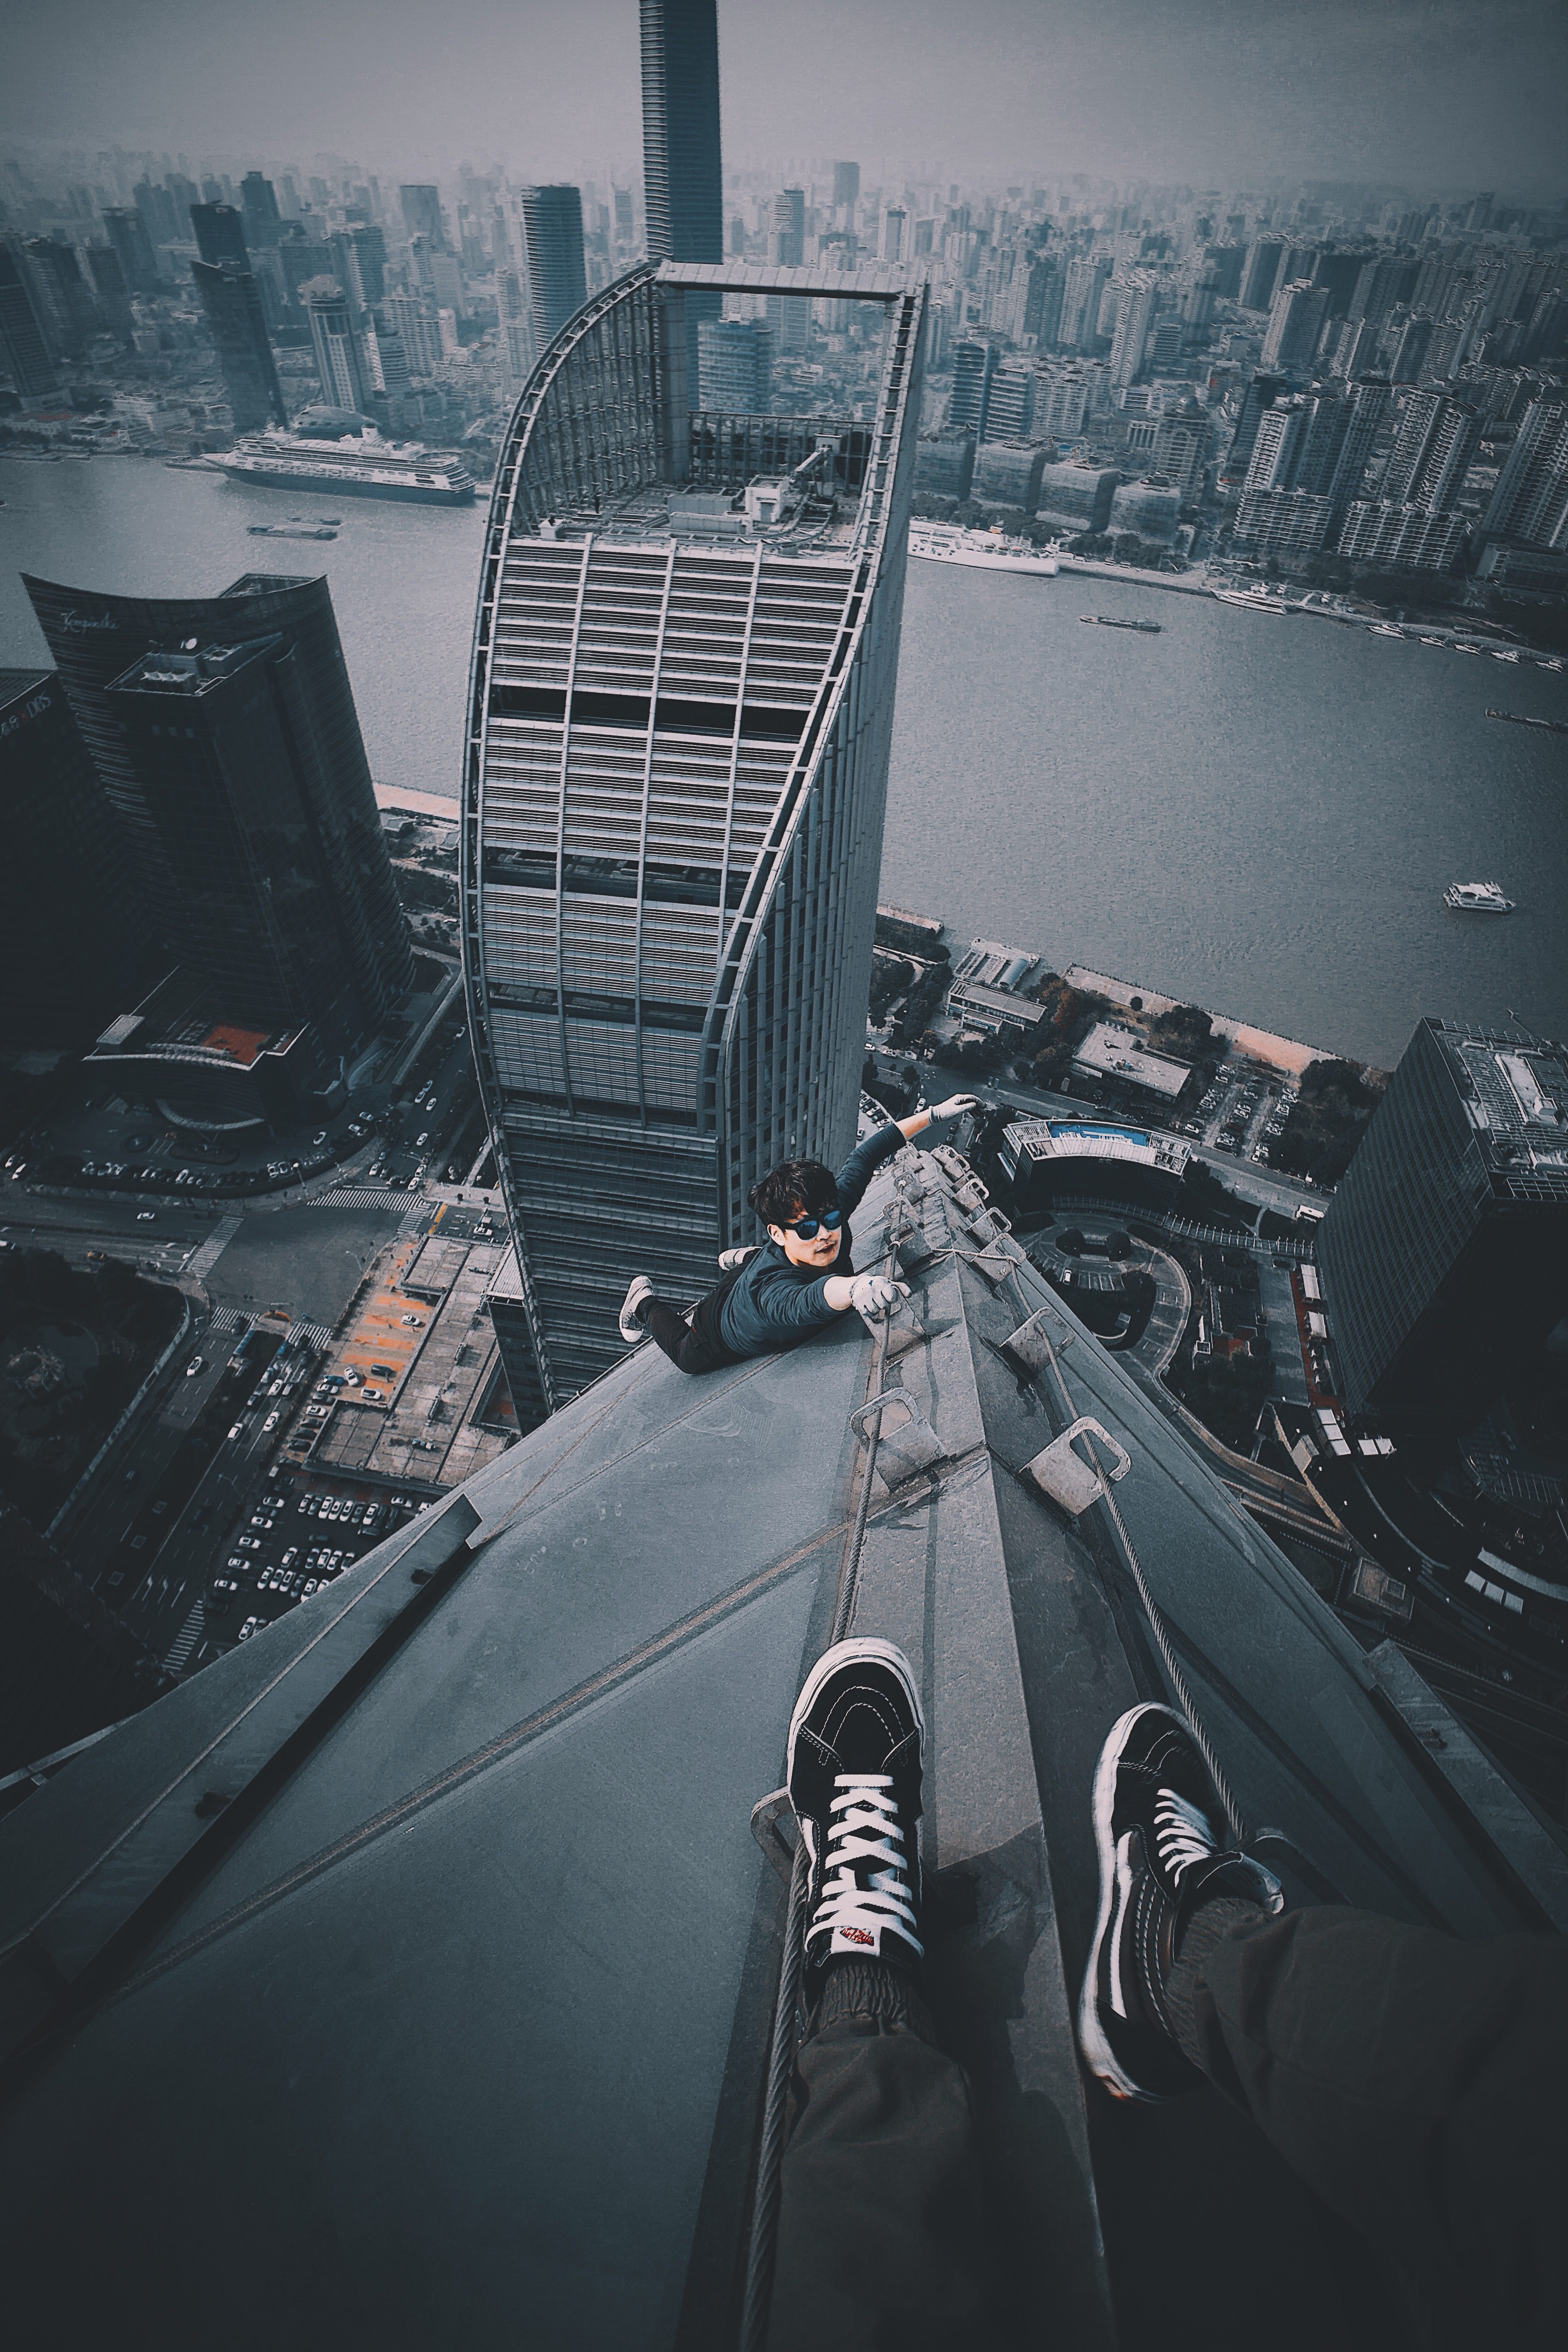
[1025,1417,1132,1516]
[967,1233,1020,1285]
[855,1289,926,1362]
[1001,1305,1073,1372]
[849,1385,945,1487]
[749,1786,799,1883]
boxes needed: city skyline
[5,0,1565,196]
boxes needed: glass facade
[24,572,413,1062]
[639,0,723,266]
[1318,1018,1568,1431]
[0,668,149,1047]
[464,263,926,1418]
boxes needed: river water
[3,452,1564,1068]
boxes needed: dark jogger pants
[639,1295,733,1376]
[767,1909,1568,2351]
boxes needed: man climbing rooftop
[618,1095,982,1375]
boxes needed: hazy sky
[5,0,1563,196]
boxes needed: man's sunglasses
[782,1206,842,1240]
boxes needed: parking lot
[211,1479,428,1646]
[1187,1066,1294,1161]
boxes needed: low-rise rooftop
[1073,1019,1193,1100]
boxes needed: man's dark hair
[749,1158,838,1230]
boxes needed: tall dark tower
[191,258,288,430]
[517,184,588,349]
[0,670,150,1047]
[640,0,722,397]
[189,202,250,269]
[23,573,413,1081]
[0,243,61,400]
[1318,1019,1568,1434]
[639,0,722,263]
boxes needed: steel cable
[1004,1265,1248,1847]
[738,1231,899,2350]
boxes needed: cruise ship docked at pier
[214,429,476,505]
[908,521,1058,575]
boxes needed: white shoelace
[810,1773,922,1954]
[1153,1787,1217,1881]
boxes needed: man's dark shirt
[717,1122,905,1361]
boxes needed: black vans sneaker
[787,1639,925,1984]
[1080,1704,1283,2102]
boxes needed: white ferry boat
[908,522,1058,576]
[1211,583,1296,614]
[214,429,476,506]
[1443,880,1515,913]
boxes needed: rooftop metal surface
[0,1144,1563,2349]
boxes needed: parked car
[237,1615,263,1641]
[237,1536,261,1554]
[136,1211,156,1222]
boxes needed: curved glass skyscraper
[463,260,925,1418]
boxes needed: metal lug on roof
[1024,1417,1132,1515]
[1002,1307,1072,1372]
[966,1204,1011,1243]
[858,1291,927,1361]
[850,1385,945,1487]
[969,1236,1019,1285]
[749,1786,799,1883]
[895,1230,938,1276]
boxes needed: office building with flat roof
[100,205,159,295]
[193,258,288,431]
[640,0,723,264]
[972,438,1047,510]
[0,242,61,401]
[399,185,446,250]
[23,572,411,1107]
[1034,459,1119,536]
[518,184,588,350]
[1318,1018,1568,1433]
[305,281,373,414]
[913,428,975,501]
[464,259,926,1419]
[696,315,769,412]
[190,203,249,269]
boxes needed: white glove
[849,1273,909,1319]
[717,1246,758,1271]
[928,1093,982,1122]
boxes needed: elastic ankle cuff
[807,1958,934,2043]
[1164,1896,1261,2068]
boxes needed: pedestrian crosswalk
[289,1322,335,1351]
[208,1305,245,1333]
[324,1185,424,1212]
[162,1601,206,1678]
